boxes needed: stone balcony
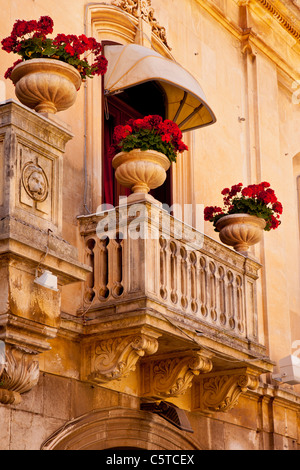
[78,198,273,413]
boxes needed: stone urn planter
[112,149,170,199]
[10,58,82,114]
[215,214,266,255]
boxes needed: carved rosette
[193,369,260,413]
[86,333,159,384]
[0,344,40,405]
[141,351,213,398]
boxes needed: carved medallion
[22,162,49,202]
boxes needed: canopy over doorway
[103,44,216,132]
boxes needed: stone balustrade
[78,200,261,346]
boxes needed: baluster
[98,237,109,299]
[199,256,208,317]
[218,266,226,325]
[236,275,244,334]
[170,241,178,304]
[227,271,235,329]
[180,246,188,309]
[84,237,96,303]
[111,232,124,297]
[190,251,198,314]
[159,236,167,300]
[209,262,217,322]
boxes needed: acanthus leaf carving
[0,344,40,405]
[112,0,139,17]
[141,351,213,398]
[86,333,159,384]
[193,368,260,413]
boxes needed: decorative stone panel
[0,100,72,233]
[0,100,90,404]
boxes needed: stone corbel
[192,368,260,413]
[0,343,39,405]
[141,350,213,399]
[83,332,159,384]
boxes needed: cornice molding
[199,0,300,43]
[196,0,300,81]
[254,0,300,41]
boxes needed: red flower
[113,125,132,143]
[11,20,29,37]
[91,55,108,76]
[144,115,163,127]
[229,183,243,197]
[270,214,281,229]
[64,43,75,56]
[132,118,152,130]
[1,36,17,52]
[110,115,188,162]
[241,187,253,197]
[161,133,171,143]
[177,141,188,152]
[37,16,54,34]
[204,206,223,221]
[4,58,23,79]
[2,16,107,81]
[207,181,282,231]
[272,201,283,214]
[258,188,277,205]
[53,33,68,45]
[221,187,230,195]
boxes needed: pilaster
[0,100,90,404]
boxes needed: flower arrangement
[1,16,108,81]
[204,182,282,231]
[111,114,188,163]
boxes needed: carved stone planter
[10,58,82,114]
[215,214,266,255]
[112,149,170,201]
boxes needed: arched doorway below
[41,407,200,450]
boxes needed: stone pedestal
[0,100,90,404]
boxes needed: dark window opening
[103,81,172,208]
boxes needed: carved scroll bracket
[192,368,260,413]
[83,331,160,384]
[141,350,214,399]
[0,343,39,405]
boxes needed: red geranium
[204,206,223,221]
[1,16,108,81]
[205,182,282,231]
[111,114,188,163]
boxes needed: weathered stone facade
[0,0,300,450]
